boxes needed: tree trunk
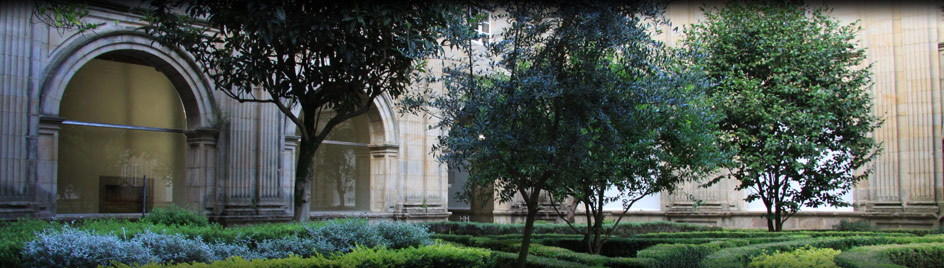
[293,137,318,222]
[765,204,775,232]
[516,189,542,268]
[774,207,784,232]
[590,193,605,254]
[582,199,592,253]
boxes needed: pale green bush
[749,246,840,268]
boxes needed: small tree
[144,0,461,221]
[549,43,726,254]
[408,1,722,265]
[684,2,882,231]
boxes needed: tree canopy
[407,1,724,264]
[684,2,882,231]
[144,0,463,221]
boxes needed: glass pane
[60,59,186,129]
[321,112,370,143]
[57,58,187,214]
[311,144,370,211]
[57,125,186,213]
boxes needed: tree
[407,1,722,265]
[34,0,106,34]
[684,2,882,231]
[549,41,726,254]
[143,0,462,221]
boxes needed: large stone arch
[39,30,217,129]
[280,94,401,215]
[36,29,221,215]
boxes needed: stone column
[184,128,219,215]
[282,135,300,214]
[369,144,398,213]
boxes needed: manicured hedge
[636,243,715,268]
[426,221,718,237]
[433,233,653,267]
[112,243,494,268]
[703,235,944,268]
[636,230,916,239]
[748,246,841,268]
[835,242,944,268]
[4,218,435,267]
[700,236,891,268]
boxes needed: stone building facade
[1,1,943,229]
[0,1,448,223]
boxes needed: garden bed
[1,208,941,267]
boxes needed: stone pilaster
[282,135,300,214]
[0,1,34,216]
[369,144,398,213]
[33,116,64,217]
[184,128,219,215]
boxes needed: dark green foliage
[144,0,465,221]
[835,242,944,268]
[636,243,720,268]
[0,219,61,268]
[833,220,877,232]
[112,244,495,268]
[684,2,882,231]
[748,246,841,268]
[426,221,718,236]
[525,244,654,268]
[697,236,937,268]
[142,205,210,227]
[409,1,724,263]
[487,251,590,268]
[883,243,944,268]
[637,230,915,239]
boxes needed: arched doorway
[56,56,188,213]
[38,31,219,216]
[310,113,371,211]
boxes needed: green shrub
[374,221,433,249]
[21,226,151,268]
[637,230,912,239]
[426,221,718,237]
[748,246,840,268]
[112,243,494,268]
[701,236,895,268]
[513,242,652,268]
[836,242,944,268]
[131,230,216,264]
[0,218,61,268]
[142,205,210,227]
[11,218,436,267]
[487,251,592,268]
[884,243,944,268]
[832,220,877,232]
[637,243,716,268]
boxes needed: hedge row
[3,218,432,267]
[636,240,750,268]
[433,233,654,267]
[112,243,494,268]
[835,242,944,268]
[425,221,718,237]
[701,235,944,268]
[635,230,917,239]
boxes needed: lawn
[2,207,942,267]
